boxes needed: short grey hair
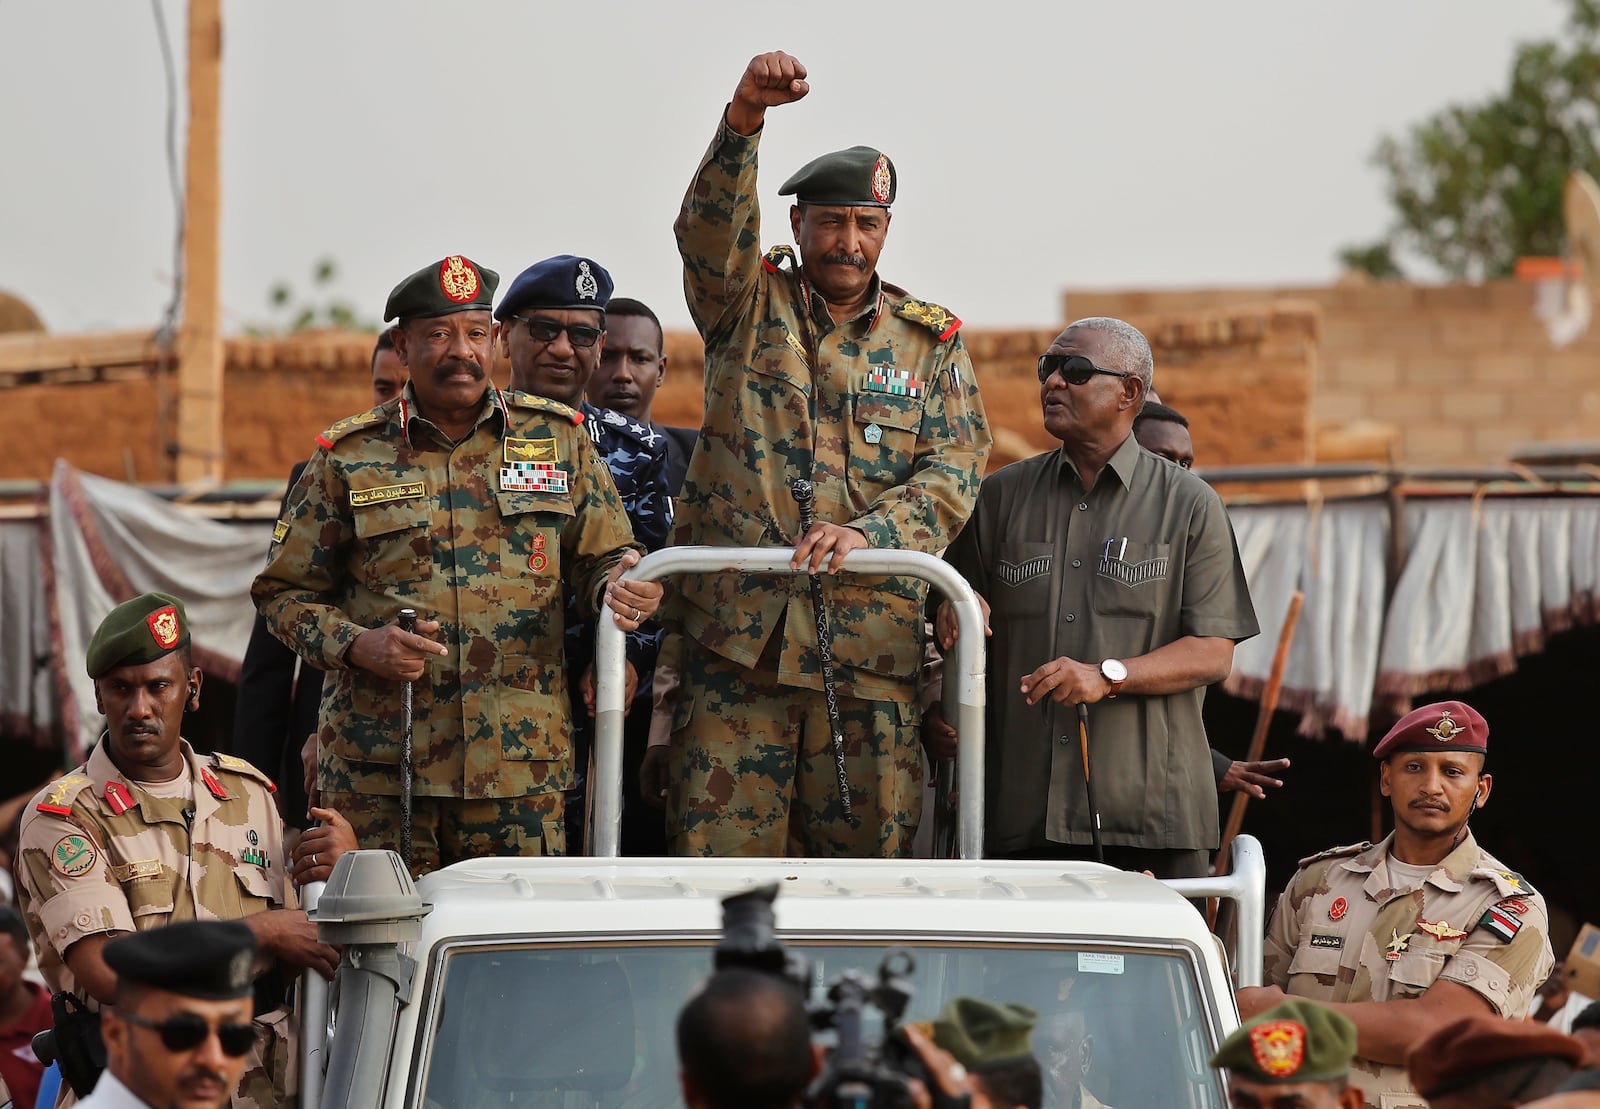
[1064,317,1154,398]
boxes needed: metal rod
[397,608,416,869]
[298,880,327,1109]
[1164,833,1267,986]
[790,479,853,819]
[594,547,988,859]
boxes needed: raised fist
[728,51,809,134]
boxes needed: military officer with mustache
[1236,701,1554,1109]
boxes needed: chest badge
[1385,929,1414,961]
[1328,896,1348,921]
[529,533,549,573]
[1416,918,1469,942]
[863,423,884,445]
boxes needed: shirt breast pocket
[1285,944,1344,991]
[353,499,433,587]
[990,541,1054,620]
[1388,949,1446,999]
[1091,540,1170,618]
[496,490,574,631]
[851,393,922,492]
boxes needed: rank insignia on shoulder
[1478,903,1524,943]
[316,408,387,450]
[272,520,289,545]
[893,297,962,341]
[762,245,797,273]
[52,834,97,877]
[1472,867,1536,896]
[349,481,426,508]
[508,392,583,426]
[1416,918,1469,942]
[36,775,90,816]
[1298,842,1372,868]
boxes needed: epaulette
[762,245,798,273]
[211,752,278,794]
[1297,841,1372,869]
[507,391,584,427]
[591,406,663,451]
[1470,866,1536,898]
[891,296,962,342]
[35,774,92,817]
[315,406,387,450]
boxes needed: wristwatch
[1099,658,1128,699]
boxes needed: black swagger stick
[398,608,417,867]
[791,479,855,820]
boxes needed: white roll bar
[593,546,988,859]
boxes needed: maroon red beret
[1372,700,1488,761]
[1407,1015,1584,1099]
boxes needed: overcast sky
[0,1,1571,336]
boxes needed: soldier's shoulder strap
[315,405,388,450]
[885,286,962,342]
[506,390,585,427]
[1468,865,1538,899]
[761,245,798,274]
[34,772,94,817]
[210,752,278,794]
[1297,841,1372,869]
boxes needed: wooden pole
[1214,591,1305,874]
[174,0,224,485]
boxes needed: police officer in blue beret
[495,255,673,853]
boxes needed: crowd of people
[0,47,1590,1109]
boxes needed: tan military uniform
[16,740,296,1108]
[1263,832,1554,1108]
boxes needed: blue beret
[495,255,614,321]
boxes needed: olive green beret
[384,255,499,322]
[86,592,190,679]
[1210,1000,1356,1085]
[103,920,258,1000]
[930,997,1038,1071]
[779,145,896,207]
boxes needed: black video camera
[715,884,964,1109]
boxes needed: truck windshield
[416,939,1224,1109]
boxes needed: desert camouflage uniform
[1264,832,1554,1109]
[252,382,640,871]
[16,740,296,1108]
[668,116,991,857]
[562,398,672,847]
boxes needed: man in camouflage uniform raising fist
[663,52,991,858]
[1236,701,1554,1109]
[253,256,661,872]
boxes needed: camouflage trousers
[665,644,922,858]
[234,1004,296,1108]
[323,789,565,876]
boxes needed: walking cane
[1077,702,1104,863]
[790,479,854,820]
[398,608,416,868]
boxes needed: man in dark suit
[233,330,406,835]
[588,297,698,495]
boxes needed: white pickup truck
[299,549,1264,1109]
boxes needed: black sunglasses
[511,315,604,349]
[1037,353,1134,386]
[118,1010,259,1057]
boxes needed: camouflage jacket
[17,740,288,997]
[252,382,640,800]
[1263,832,1554,1109]
[17,741,298,1108]
[671,117,992,702]
[563,399,672,707]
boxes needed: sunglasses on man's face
[1036,353,1134,386]
[512,315,604,349]
[117,1010,259,1057]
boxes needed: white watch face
[1101,659,1128,683]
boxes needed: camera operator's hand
[901,1024,979,1109]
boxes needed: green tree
[1342,0,1600,280]
[250,258,378,334]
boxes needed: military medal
[863,424,884,445]
[1328,897,1348,921]
[1385,929,1414,961]
[529,534,549,573]
[1416,918,1469,941]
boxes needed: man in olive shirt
[939,317,1257,876]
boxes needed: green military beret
[86,592,190,679]
[930,997,1038,1072]
[384,255,500,322]
[779,145,896,207]
[1210,1000,1357,1085]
